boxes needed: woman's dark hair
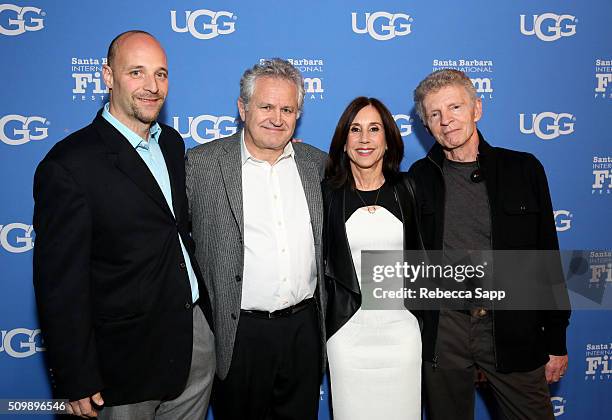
[325,97,404,188]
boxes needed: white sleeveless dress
[327,206,422,420]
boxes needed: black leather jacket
[407,131,570,372]
[323,174,423,339]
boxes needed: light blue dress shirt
[102,103,199,302]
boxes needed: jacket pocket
[500,198,540,248]
[96,311,146,326]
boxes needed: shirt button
[235,275,242,282]
[283,278,287,282]
[281,248,286,253]
[231,313,237,320]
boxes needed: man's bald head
[102,30,168,136]
[106,30,159,68]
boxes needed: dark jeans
[423,310,554,420]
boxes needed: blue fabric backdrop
[1,1,610,418]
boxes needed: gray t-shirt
[443,159,492,308]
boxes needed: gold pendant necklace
[354,186,382,214]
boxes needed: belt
[241,298,314,319]
[457,307,489,318]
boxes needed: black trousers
[212,302,321,420]
[423,310,554,420]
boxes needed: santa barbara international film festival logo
[351,12,413,41]
[0,223,34,253]
[71,57,109,102]
[519,13,577,42]
[585,340,612,381]
[587,251,611,290]
[173,114,237,145]
[0,4,44,36]
[432,58,494,100]
[170,9,236,40]
[0,328,45,358]
[592,156,612,195]
[594,58,612,100]
[0,114,49,146]
[288,58,324,101]
[519,112,575,140]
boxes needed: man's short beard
[131,102,161,125]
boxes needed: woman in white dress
[323,97,423,420]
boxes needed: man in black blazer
[33,31,214,419]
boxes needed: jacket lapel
[158,134,181,217]
[294,150,323,247]
[324,186,361,294]
[218,137,244,237]
[93,113,174,219]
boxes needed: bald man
[33,31,214,419]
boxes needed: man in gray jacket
[186,58,326,420]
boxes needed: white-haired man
[186,58,327,420]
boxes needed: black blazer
[323,175,423,339]
[33,112,212,405]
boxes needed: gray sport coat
[185,131,327,379]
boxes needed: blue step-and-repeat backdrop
[1,1,610,419]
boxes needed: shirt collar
[102,102,162,149]
[240,130,295,166]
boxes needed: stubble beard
[130,97,163,125]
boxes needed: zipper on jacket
[427,155,446,366]
[476,155,499,370]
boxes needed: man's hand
[66,392,104,418]
[545,354,568,383]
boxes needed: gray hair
[413,69,477,124]
[239,58,305,115]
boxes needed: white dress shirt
[240,133,317,311]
